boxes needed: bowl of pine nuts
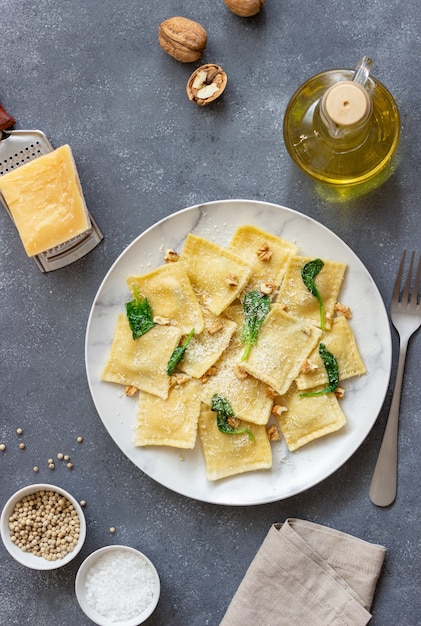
[0,483,86,570]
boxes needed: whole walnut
[158,17,207,63]
[224,0,266,17]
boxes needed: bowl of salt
[75,544,160,625]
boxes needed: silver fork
[369,250,421,506]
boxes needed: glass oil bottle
[283,57,400,186]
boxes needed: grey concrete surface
[0,1,420,624]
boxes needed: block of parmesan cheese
[0,144,91,256]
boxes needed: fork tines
[395,250,421,305]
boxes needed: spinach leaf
[211,393,255,443]
[301,258,325,331]
[167,328,195,375]
[240,290,271,361]
[299,343,339,397]
[125,287,155,340]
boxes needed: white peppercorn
[8,490,80,560]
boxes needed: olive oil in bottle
[283,57,400,186]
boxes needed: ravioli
[178,307,237,379]
[200,338,274,426]
[228,224,298,291]
[240,306,323,396]
[277,255,347,330]
[101,313,181,399]
[134,379,201,448]
[274,383,347,451]
[198,404,272,481]
[179,233,251,315]
[295,316,367,390]
[126,262,204,334]
[200,302,273,425]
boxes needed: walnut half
[267,424,281,442]
[164,248,179,263]
[187,64,227,106]
[233,365,248,380]
[271,404,287,418]
[256,242,272,262]
[335,302,352,319]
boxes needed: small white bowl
[0,483,86,570]
[75,545,160,626]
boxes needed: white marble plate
[85,200,391,505]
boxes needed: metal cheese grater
[0,103,103,272]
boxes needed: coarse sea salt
[85,549,156,622]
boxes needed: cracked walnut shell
[187,64,227,106]
[158,17,207,63]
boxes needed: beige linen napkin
[220,518,386,626]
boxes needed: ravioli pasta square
[277,255,347,330]
[134,379,202,448]
[202,303,273,426]
[179,233,251,316]
[228,224,298,291]
[126,262,204,334]
[222,302,245,325]
[275,383,347,451]
[296,316,367,390]
[198,405,272,481]
[101,314,181,399]
[178,308,238,379]
[240,306,323,396]
[200,336,273,426]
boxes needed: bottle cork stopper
[323,81,370,126]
